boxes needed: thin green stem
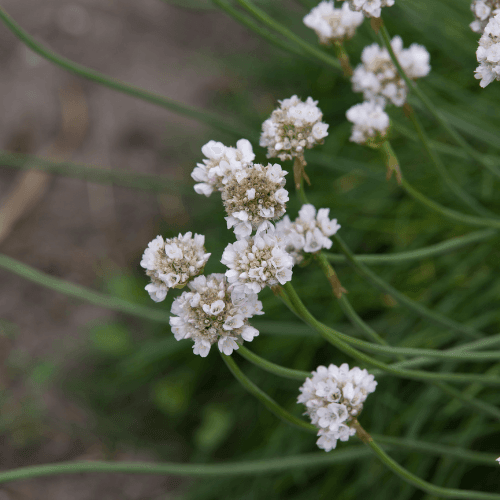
[323,229,496,265]
[281,282,500,386]
[0,436,495,484]
[385,333,500,373]
[237,345,310,381]
[0,253,170,324]
[0,150,195,196]
[313,253,500,419]
[404,104,494,217]
[0,7,255,141]
[213,0,307,59]
[378,20,500,179]
[366,435,500,499]
[332,234,485,340]
[220,353,316,432]
[381,141,402,184]
[400,177,500,230]
[234,0,341,71]
[313,252,347,299]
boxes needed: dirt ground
[0,1,258,498]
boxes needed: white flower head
[470,0,500,33]
[298,363,377,451]
[346,100,390,145]
[191,139,255,196]
[475,13,500,87]
[303,1,364,44]
[169,273,264,357]
[347,0,395,18]
[276,204,341,264]
[141,232,211,302]
[222,163,289,238]
[352,37,430,106]
[221,223,294,295]
[260,95,329,162]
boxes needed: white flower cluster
[347,0,394,18]
[470,0,500,33]
[298,363,377,451]
[346,100,390,145]
[352,36,431,106]
[475,13,500,87]
[303,1,364,44]
[140,232,211,302]
[221,224,294,295]
[169,273,264,357]
[276,204,341,264]
[260,95,329,162]
[191,139,255,197]
[222,163,289,239]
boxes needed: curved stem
[401,177,500,230]
[0,435,496,484]
[404,104,494,217]
[332,234,485,340]
[0,150,195,196]
[323,229,496,265]
[0,7,255,141]
[281,282,500,386]
[237,345,310,380]
[213,0,307,59]
[221,353,316,432]
[234,0,341,71]
[0,253,171,324]
[378,20,500,180]
[364,429,500,499]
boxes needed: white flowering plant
[0,0,500,499]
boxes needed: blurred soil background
[0,0,258,498]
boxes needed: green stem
[0,436,495,484]
[213,0,307,58]
[281,282,500,387]
[237,345,310,380]
[313,253,347,299]
[234,0,341,71]
[220,353,316,432]
[0,253,170,324]
[0,7,255,141]
[0,150,195,196]
[404,104,494,217]
[333,40,353,78]
[378,20,500,180]
[381,141,402,184]
[401,177,500,230]
[366,434,500,499]
[323,229,496,265]
[332,234,485,340]
[313,255,500,420]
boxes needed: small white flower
[470,0,500,33]
[141,232,210,302]
[275,204,340,264]
[169,274,264,357]
[352,37,430,106]
[475,12,500,87]
[221,163,289,238]
[304,1,364,44]
[221,224,294,294]
[192,139,255,196]
[347,0,395,18]
[260,95,329,162]
[298,363,377,451]
[496,457,500,464]
[346,100,390,145]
